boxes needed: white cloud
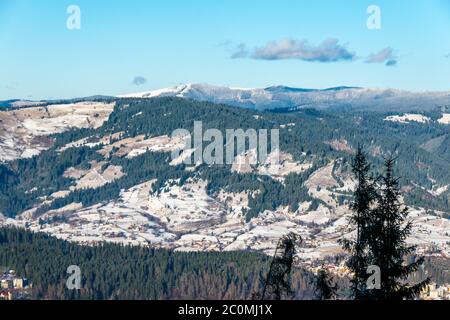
[250,38,356,62]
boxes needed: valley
[1,94,449,269]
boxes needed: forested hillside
[1,97,449,220]
[1,227,449,300]
[0,227,315,300]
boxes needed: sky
[1,0,450,100]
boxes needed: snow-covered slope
[118,83,450,112]
[385,114,431,124]
[2,89,450,266]
[0,101,115,162]
[118,84,192,99]
[438,114,450,124]
[7,162,450,264]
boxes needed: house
[422,283,450,300]
[1,279,13,289]
[13,278,28,289]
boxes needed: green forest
[0,227,316,300]
[0,227,449,300]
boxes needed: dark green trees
[341,146,376,299]
[368,158,430,300]
[344,149,430,300]
[261,233,300,300]
[0,227,319,300]
[314,267,337,300]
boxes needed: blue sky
[1,0,450,100]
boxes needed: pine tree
[368,157,430,300]
[340,146,376,299]
[261,233,300,300]
[314,267,337,300]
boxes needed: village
[421,283,450,300]
[0,269,32,300]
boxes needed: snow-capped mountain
[118,83,450,112]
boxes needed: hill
[0,97,449,264]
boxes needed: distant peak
[264,86,317,93]
[321,86,362,91]
[265,85,363,93]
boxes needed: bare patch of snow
[385,114,431,124]
[64,162,124,190]
[438,114,450,124]
[0,102,115,162]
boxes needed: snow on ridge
[117,84,189,98]
[385,114,431,124]
[118,83,450,100]
[438,114,450,124]
[386,113,450,125]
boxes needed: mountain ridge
[4,84,450,113]
[117,83,450,112]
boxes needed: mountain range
[3,83,450,113]
[118,83,450,112]
[1,92,449,267]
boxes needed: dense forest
[1,97,449,221]
[0,227,316,300]
[0,227,448,300]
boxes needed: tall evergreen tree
[368,157,430,300]
[314,267,337,300]
[341,146,376,299]
[261,233,300,300]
